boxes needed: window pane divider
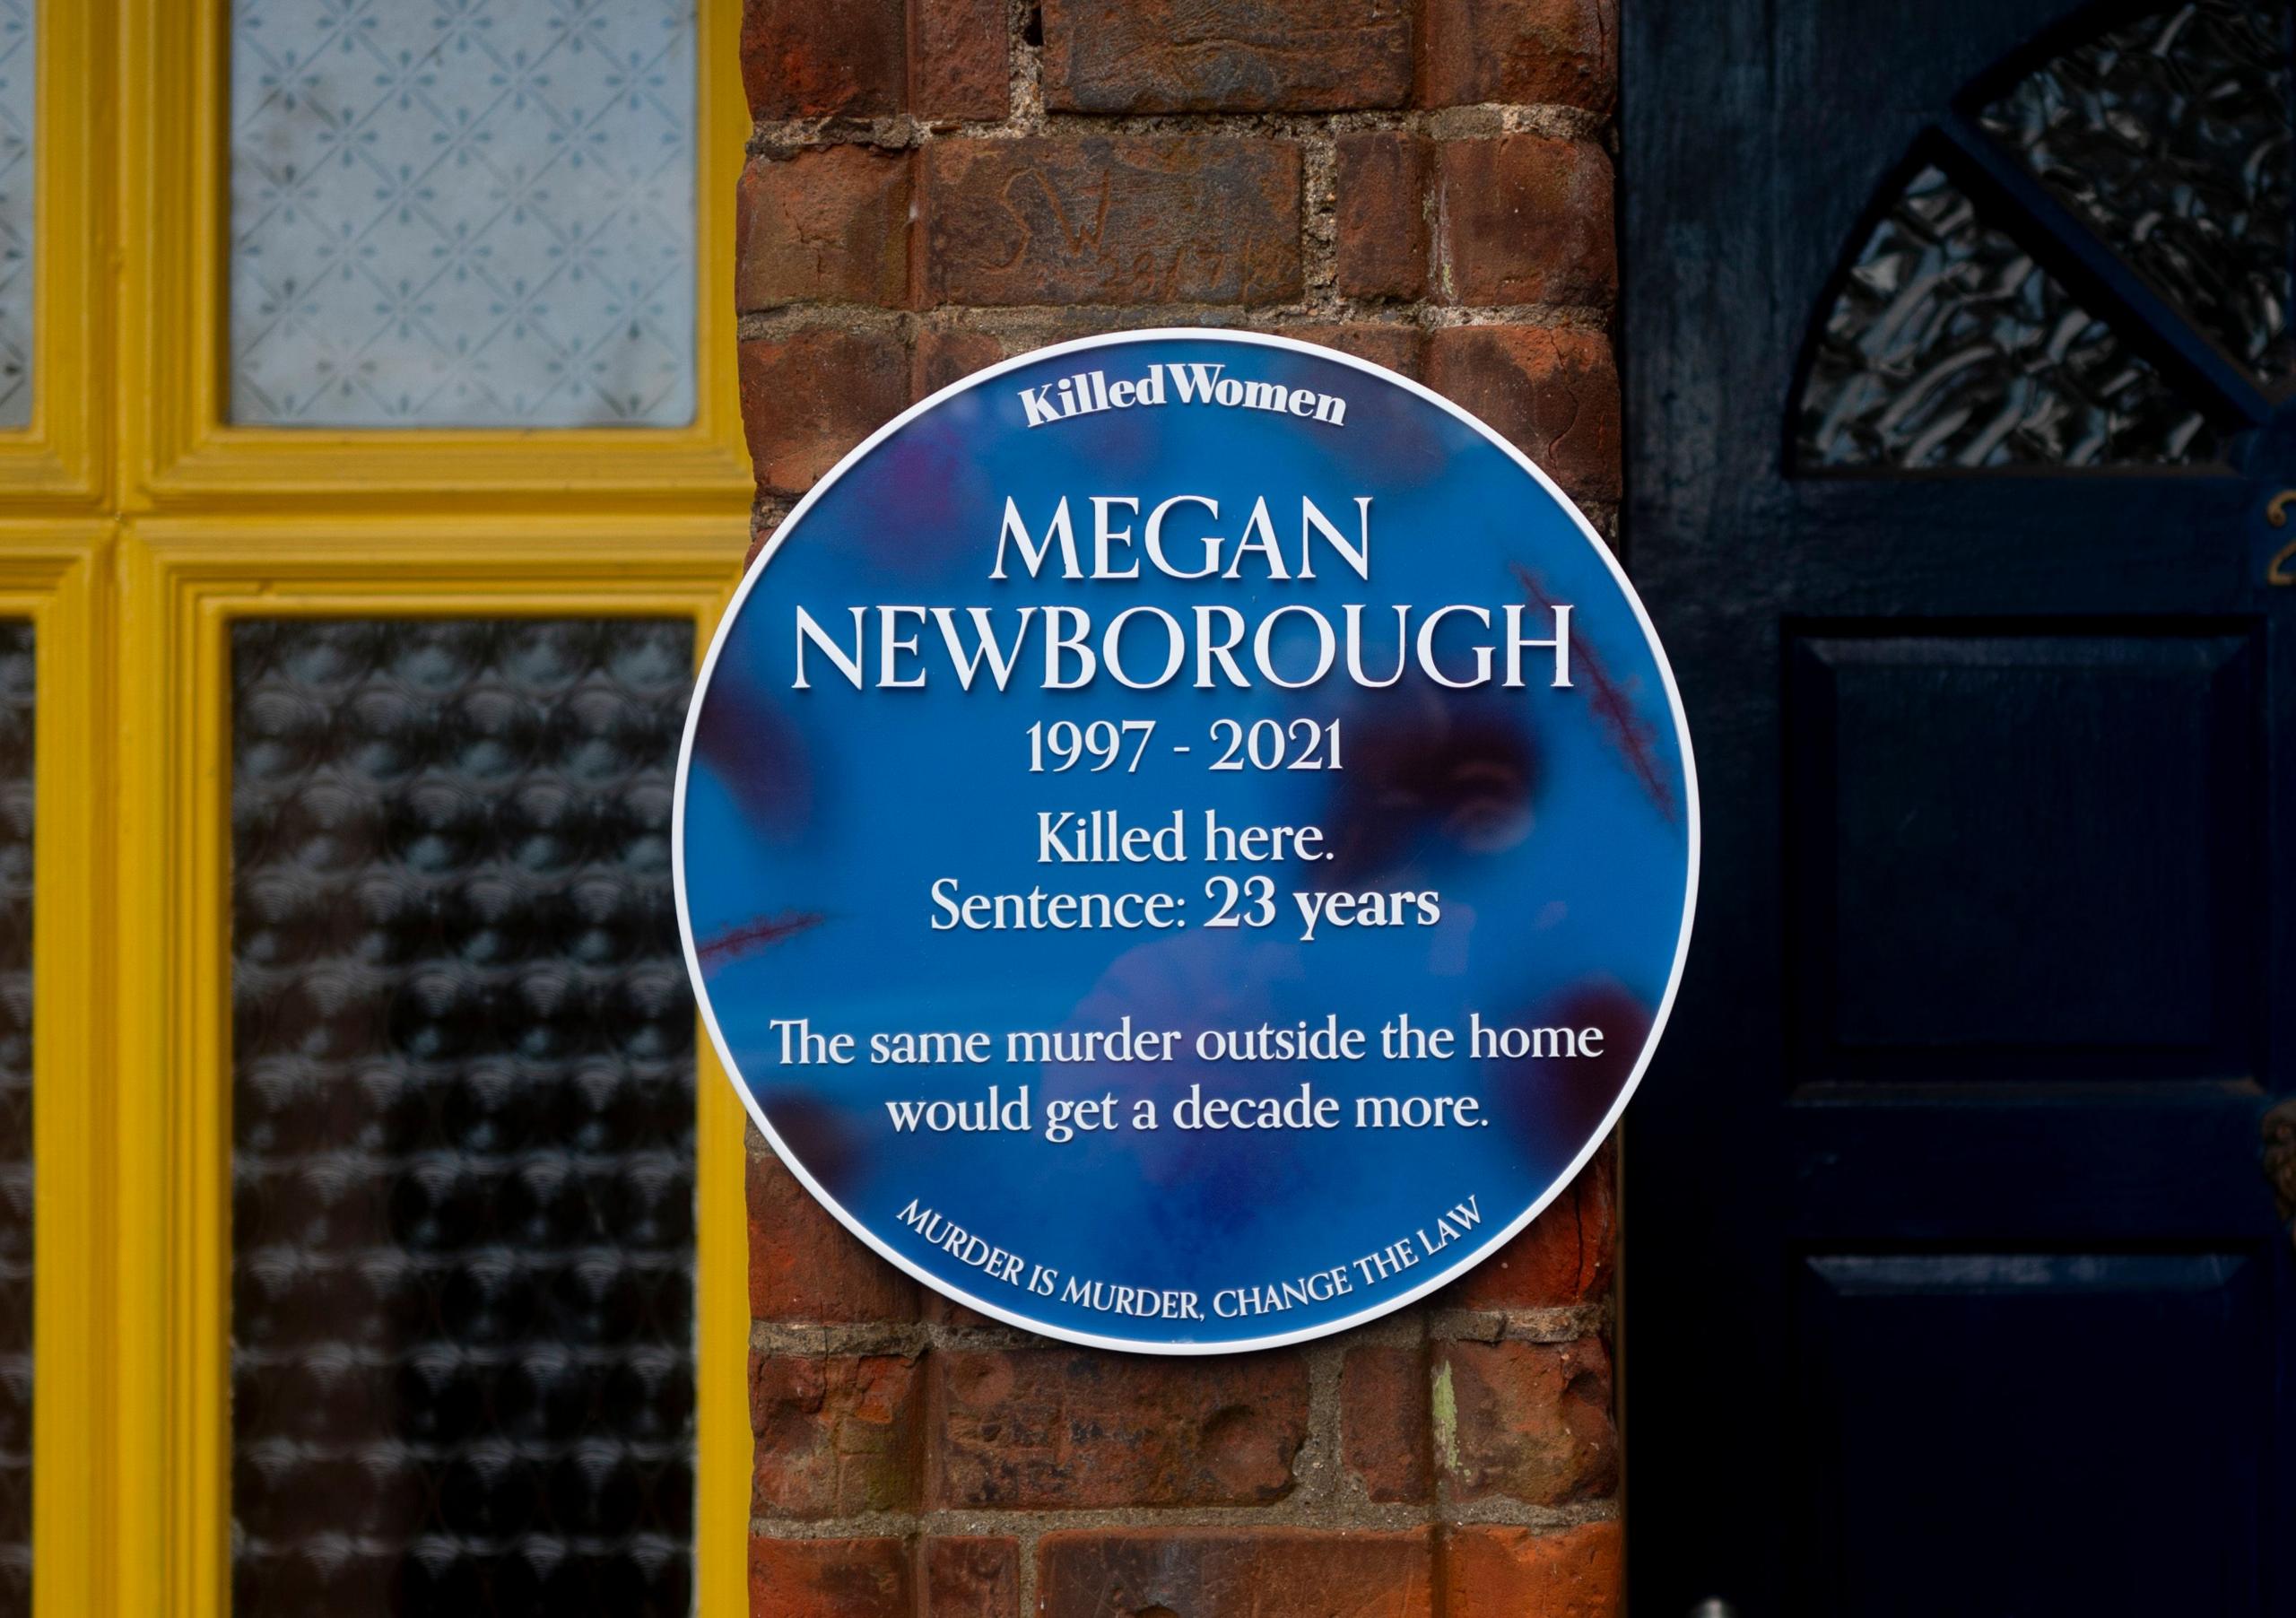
[0,531,111,1618]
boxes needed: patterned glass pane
[230,620,698,1618]
[1797,166,2218,469]
[0,624,27,1614]
[229,1,698,428]
[1979,0,2294,384]
[0,0,33,430]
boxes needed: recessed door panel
[1793,1253,2266,1618]
[1787,625,2265,1083]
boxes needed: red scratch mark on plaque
[1512,562,1676,822]
[697,909,825,967]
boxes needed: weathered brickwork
[1042,0,1416,113]
[933,1349,1312,1509]
[735,0,1621,515]
[1445,1521,1623,1618]
[921,136,1306,307]
[736,0,1624,1610]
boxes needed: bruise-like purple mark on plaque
[1045,931,1312,1237]
[691,677,813,840]
[697,909,824,969]
[845,431,987,578]
[1322,689,1544,880]
[1514,563,1675,822]
[1486,978,1652,1151]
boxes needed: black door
[1623,3,2296,1614]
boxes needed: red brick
[1444,1141,1613,1309]
[1038,1530,1433,1618]
[932,1348,1309,1508]
[1424,326,1620,504]
[751,1353,924,1517]
[1420,0,1618,114]
[926,1537,1022,1618]
[1342,1344,1430,1501]
[1443,1523,1622,1618]
[737,148,914,311]
[742,0,906,118]
[1436,137,1614,308]
[750,1536,911,1618]
[911,326,1008,400]
[1283,322,1426,379]
[910,0,1011,121]
[922,137,1303,308]
[741,328,911,497]
[1335,132,1431,300]
[746,1145,918,1321]
[1435,1337,1616,1504]
[1042,0,1411,112]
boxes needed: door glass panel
[0,622,27,1614]
[228,0,699,430]
[0,0,32,431]
[1979,0,2295,386]
[1796,165,2218,469]
[230,619,698,1617]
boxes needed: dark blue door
[1623,3,2296,1613]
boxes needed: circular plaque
[676,330,1697,1351]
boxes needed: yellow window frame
[0,529,109,1616]
[0,0,761,1612]
[0,3,109,503]
[111,520,751,1618]
[120,0,755,515]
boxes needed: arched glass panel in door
[1796,0,2295,473]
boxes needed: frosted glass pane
[230,0,698,430]
[230,620,698,1615]
[0,0,32,431]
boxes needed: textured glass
[1797,166,2217,469]
[1980,0,2294,383]
[0,0,32,430]
[230,619,697,1618]
[0,625,26,1614]
[229,0,698,428]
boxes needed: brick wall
[735,1,1625,1613]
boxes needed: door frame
[1620,0,2296,1610]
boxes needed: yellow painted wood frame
[0,4,110,504]
[10,2,760,1609]
[114,518,749,1618]
[120,0,756,514]
[1,528,111,1618]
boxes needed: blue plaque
[676,330,1697,1351]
